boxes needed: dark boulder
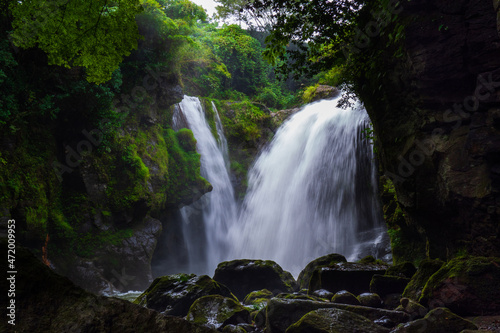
[213,259,296,300]
[391,308,477,333]
[419,256,500,316]
[297,253,347,290]
[357,293,383,308]
[308,261,388,295]
[285,308,390,333]
[186,295,250,330]
[402,259,444,301]
[385,262,417,278]
[243,289,273,305]
[370,275,410,297]
[331,290,361,305]
[135,273,235,317]
[265,298,410,333]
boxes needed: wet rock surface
[135,273,235,316]
[213,259,296,300]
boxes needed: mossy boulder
[0,244,217,333]
[357,293,383,308]
[369,275,410,297]
[285,308,390,333]
[398,298,428,320]
[391,308,477,333]
[186,295,250,330]
[308,262,388,295]
[213,259,296,300]
[265,298,410,333]
[402,258,444,301]
[134,274,236,317]
[331,290,361,305]
[276,292,326,302]
[297,253,347,290]
[419,256,500,316]
[243,289,273,305]
[386,262,417,278]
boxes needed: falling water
[171,96,237,275]
[227,96,389,276]
[154,95,389,278]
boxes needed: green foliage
[176,128,197,152]
[10,0,143,84]
[302,84,320,104]
[73,229,134,258]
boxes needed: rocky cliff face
[362,0,500,261]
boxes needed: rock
[383,293,404,310]
[358,255,384,264]
[331,290,361,305]
[297,253,347,290]
[391,308,477,333]
[305,85,341,103]
[222,325,246,333]
[213,259,296,300]
[312,289,334,300]
[277,292,326,302]
[386,262,417,278]
[0,244,217,333]
[370,275,410,297]
[265,298,410,333]
[243,289,273,305]
[135,273,236,317]
[186,295,250,330]
[399,298,428,320]
[419,256,500,316]
[402,259,444,301]
[357,293,383,308]
[308,261,388,295]
[285,308,390,333]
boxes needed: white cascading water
[159,94,389,278]
[227,96,389,276]
[173,96,237,274]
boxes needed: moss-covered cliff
[359,0,500,262]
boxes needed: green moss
[243,289,273,305]
[302,83,320,104]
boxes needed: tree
[215,0,275,31]
[9,0,144,84]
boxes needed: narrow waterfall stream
[154,95,389,278]
[173,96,237,274]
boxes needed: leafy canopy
[10,0,144,84]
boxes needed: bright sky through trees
[190,0,217,17]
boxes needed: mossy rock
[369,274,410,297]
[186,295,250,330]
[265,298,410,333]
[398,298,428,320]
[358,255,386,265]
[213,259,296,300]
[297,253,347,290]
[276,292,326,302]
[285,308,390,333]
[308,262,388,296]
[243,289,273,305]
[134,274,236,317]
[391,308,477,333]
[357,293,383,308]
[402,258,444,301]
[331,290,361,305]
[385,262,417,278]
[419,256,500,316]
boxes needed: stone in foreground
[297,253,347,290]
[285,308,390,333]
[134,273,235,317]
[213,259,296,300]
[186,295,250,330]
[391,308,477,333]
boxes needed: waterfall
[171,96,238,275]
[227,96,389,276]
[153,95,389,278]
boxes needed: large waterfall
[154,95,388,278]
[228,96,388,276]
